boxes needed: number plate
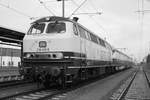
[39,41,47,48]
[37,48,49,52]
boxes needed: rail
[143,69,150,88]
[0,87,45,100]
[117,70,137,100]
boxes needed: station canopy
[0,26,25,44]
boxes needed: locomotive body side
[22,16,117,87]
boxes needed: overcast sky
[0,0,150,62]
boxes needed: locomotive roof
[32,16,74,24]
[33,16,113,49]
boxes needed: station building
[0,26,24,68]
[0,44,21,67]
[0,26,25,81]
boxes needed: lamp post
[57,0,65,17]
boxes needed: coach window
[78,26,87,39]
[28,23,45,35]
[73,24,78,36]
[47,22,66,33]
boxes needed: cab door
[78,26,87,64]
[73,24,87,61]
[77,26,87,80]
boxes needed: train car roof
[32,16,73,24]
[0,26,25,44]
[113,49,131,59]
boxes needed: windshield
[46,22,66,33]
[28,23,45,35]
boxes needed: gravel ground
[51,68,135,100]
[144,63,150,81]
[125,66,150,100]
[0,82,42,98]
[0,67,20,77]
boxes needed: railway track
[116,70,137,100]
[0,83,80,100]
[111,66,150,100]
[110,69,137,100]
[143,69,150,88]
[0,87,45,100]
[0,79,94,100]
[0,69,123,100]
[5,89,68,100]
[0,68,132,100]
[0,80,32,88]
[0,81,44,100]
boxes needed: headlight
[26,54,31,58]
[24,53,34,58]
[24,53,31,58]
[56,53,63,59]
[51,53,63,59]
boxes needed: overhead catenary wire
[71,0,102,15]
[0,0,55,19]
[69,0,88,17]
[37,0,55,16]
[89,16,109,40]
[89,0,98,12]
[71,0,80,7]
[42,0,56,3]
[0,3,32,18]
[71,0,108,40]
[86,0,108,40]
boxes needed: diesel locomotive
[21,16,133,87]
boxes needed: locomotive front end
[22,16,74,86]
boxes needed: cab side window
[73,24,78,36]
[98,38,106,47]
[86,31,91,40]
[78,26,87,39]
[90,33,98,44]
